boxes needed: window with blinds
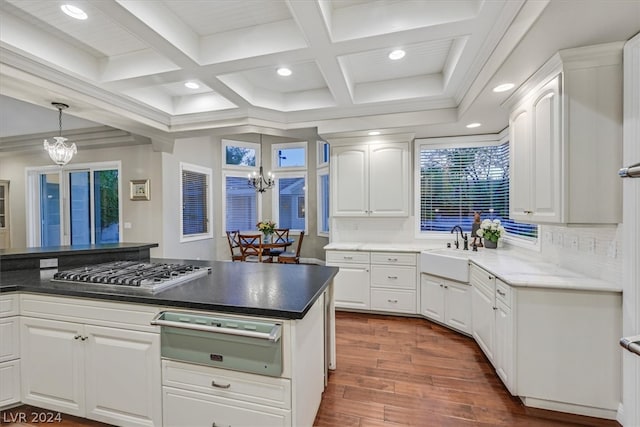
[276,176,305,230]
[419,142,537,240]
[225,175,257,232]
[318,172,329,235]
[181,164,211,239]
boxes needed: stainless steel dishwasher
[151,311,283,377]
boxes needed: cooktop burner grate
[52,261,211,293]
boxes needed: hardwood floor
[2,311,620,427]
[313,311,620,427]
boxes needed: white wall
[160,135,217,261]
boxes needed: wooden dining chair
[278,231,304,264]
[267,228,290,258]
[238,233,264,262]
[226,230,244,262]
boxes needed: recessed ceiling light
[184,81,200,89]
[61,4,87,20]
[388,49,406,60]
[493,83,515,93]
[368,131,381,136]
[277,67,292,77]
[466,123,482,129]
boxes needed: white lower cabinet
[420,274,471,335]
[162,360,291,427]
[470,265,515,394]
[0,294,20,408]
[20,316,161,426]
[327,251,371,309]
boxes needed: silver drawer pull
[387,275,398,279]
[151,312,282,342]
[343,256,353,260]
[211,380,231,389]
[497,289,506,296]
[387,258,398,262]
[388,299,398,303]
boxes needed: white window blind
[319,172,329,234]
[225,175,257,231]
[182,169,208,236]
[419,142,537,239]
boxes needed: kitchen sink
[420,249,471,283]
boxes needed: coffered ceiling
[0,0,639,148]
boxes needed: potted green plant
[476,219,505,249]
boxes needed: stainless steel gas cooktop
[52,261,211,293]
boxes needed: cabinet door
[84,325,161,427]
[531,75,562,223]
[495,300,515,394]
[163,387,290,427]
[332,264,370,309]
[20,317,85,416]
[444,282,472,335]
[0,359,21,407]
[509,105,533,220]
[331,145,369,216]
[471,286,495,363]
[420,276,445,323]
[369,142,409,216]
[0,317,19,362]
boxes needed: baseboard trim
[521,396,618,420]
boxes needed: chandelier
[248,134,274,192]
[44,102,77,166]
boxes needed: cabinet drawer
[326,250,370,264]
[162,360,291,410]
[495,279,512,307]
[370,266,416,289]
[0,317,19,362]
[370,252,416,266]
[470,265,495,297]
[0,294,19,318]
[370,289,416,314]
[163,386,290,427]
[20,294,159,332]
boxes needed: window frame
[413,133,539,249]
[179,162,213,243]
[316,166,329,238]
[222,139,260,171]
[221,170,262,235]
[272,141,307,171]
[271,170,308,233]
[26,161,123,247]
[317,140,330,167]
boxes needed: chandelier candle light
[247,134,274,192]
[44,102,77,166]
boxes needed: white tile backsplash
[538,224,622,282]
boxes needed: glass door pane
[40,173,61,246]
[94,170,119,243]
[69,171,91,245]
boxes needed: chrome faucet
[450,225,469,250]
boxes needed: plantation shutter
[419,142,537,239]
[182,170,208,235]
[225,176,257,231]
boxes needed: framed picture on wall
[130,179,150,201]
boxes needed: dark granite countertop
[0,242,158,259]
[0,259,338,320]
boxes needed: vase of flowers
[257,220,276,242]
[475,219,505,249]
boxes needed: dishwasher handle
[620,335,640,357]
[151,312,282,343]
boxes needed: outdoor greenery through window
[419,142,537,240]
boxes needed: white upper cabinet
[505,42,623,225]
[329,134,412,217]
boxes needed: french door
[27,163,122,247]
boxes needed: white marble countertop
[324,242,621,293]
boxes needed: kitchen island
[0,250,337,427]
